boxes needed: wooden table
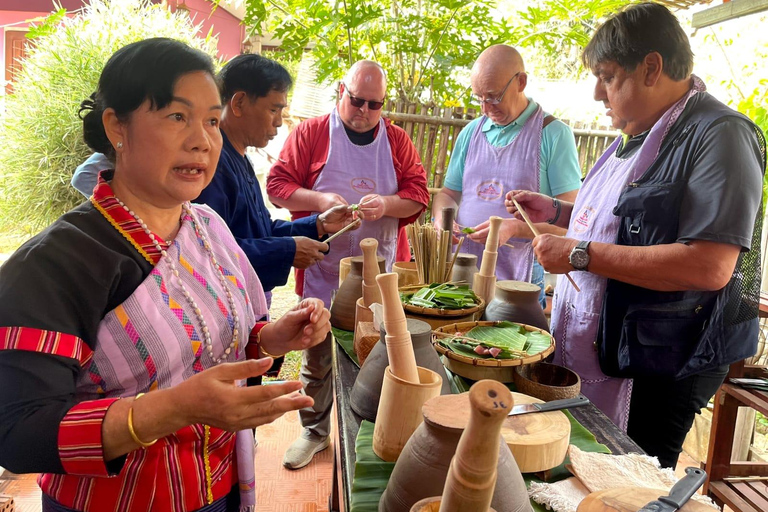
[329,339,644,512]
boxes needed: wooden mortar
[439,380,514,512]
[376,272,419,384]
[473,216,502,304]
[373,365,442,461]
[361,238,382,307]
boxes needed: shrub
[0,0,219,235]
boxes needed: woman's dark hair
[582,2,693,80]
[218,53,292,103]
[79,38,216,159]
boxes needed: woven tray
[399,284,485,317]
[432,321,554,382]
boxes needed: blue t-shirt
[443,99,581,197]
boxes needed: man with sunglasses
[432,45,582,306]
[267,60,429,470]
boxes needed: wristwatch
[569,241,591,271]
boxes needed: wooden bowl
[432,321,554,383]
[513,362,581,402]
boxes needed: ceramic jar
[350,318,451,421]
[483,280,549,331]
[330,255,385,331]
[379,393,532,512]
[450,253,479,285]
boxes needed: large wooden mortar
[501,392,570,473]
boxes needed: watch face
[570,249,589,269]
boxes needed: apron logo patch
[573,206,595,234]
[350,178,376,194]
[476,180,503,201]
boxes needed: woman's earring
[116,142,123,149]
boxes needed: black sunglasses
[344,88,385,111]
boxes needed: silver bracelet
[547,198,561,224]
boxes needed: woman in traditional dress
[0,38,331,511]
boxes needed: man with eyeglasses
[432,45,581,305]
[267,60,429,470]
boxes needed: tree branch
[413,5,460,96]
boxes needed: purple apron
[80,204,267,511]
[302,108,399,306]
[456,106,543,282]
[551,77,706,431]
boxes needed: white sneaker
[282,432,330,470]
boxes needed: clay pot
[350,318,451,421]
[393,261,420,287]
[513,362,581,402]
[373,366,443,461]
[330,255,385,331]
[410,497,497,512]
[339,256,355,287]
[450,253,479,285]
[380,393,532,512]
[483,280,549,331]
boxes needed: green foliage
[0,0,219,234]
[238,0,625,105]
[737,81,768,205]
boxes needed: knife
[637,467,707,512]
[507,395,590,416]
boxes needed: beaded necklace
[114,198,240,364]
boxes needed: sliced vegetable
[461,227,476,234]
[401,283,480,310]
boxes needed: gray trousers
[298,332,334,437]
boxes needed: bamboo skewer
[325,218,362,243]
[511,198,581,293]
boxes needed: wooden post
[361,238,382,307]
[376,273,419,383]
[439,380,513,512]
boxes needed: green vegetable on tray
[400,283,480,310]
[460,226,476,234]
[436,321,551,359]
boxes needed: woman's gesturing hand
[176,358,313,431]
[260,298,331,356]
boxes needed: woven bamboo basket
[432,321,554,383]
[399,284,485,329]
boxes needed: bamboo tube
[360,238,382,306]
[479,216,502,276]
[439,380,513,512]
[376,273,419,383]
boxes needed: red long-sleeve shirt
[267,113,429,296]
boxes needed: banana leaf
[466,325,528,351]
[523,331,552,355]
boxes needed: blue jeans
[531,260,547,309]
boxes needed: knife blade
[507,395,590,416]
[637,467,707,512]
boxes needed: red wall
[1,0,243,86]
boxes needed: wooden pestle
[473,216,502,304]
[360,238,382,307]
[441,207,456,273]
[376,272,420,384]
[439,380,514,512]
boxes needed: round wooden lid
[496,280,541,293]
[422,393,473,432]
[577,487,714,512]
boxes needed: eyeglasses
[343,86,385,111]
[474,71,522,105]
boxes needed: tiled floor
[0,410,334,512]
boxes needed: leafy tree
[238,0,627,105]
[0,0,219,234]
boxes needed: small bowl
[513,362,580,401]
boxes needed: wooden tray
[432,321,554,383]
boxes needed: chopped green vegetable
[461,227,476,234]
[349,204,360,211]
[400,283,480,310]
